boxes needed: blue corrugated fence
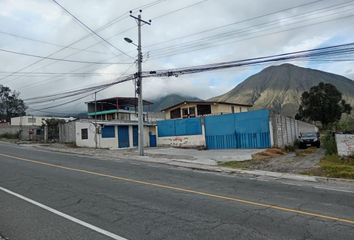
[205,110,271,149]
[158,118,202,137]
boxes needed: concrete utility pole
[128,10,151,156]
[94,91,98,149]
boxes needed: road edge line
[0,186,127,240]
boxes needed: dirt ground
[221,147,325,174]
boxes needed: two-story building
[161,100,252,119]
[72,97,157,149]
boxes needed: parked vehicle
[298,132,320,148]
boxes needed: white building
[74,120,156,149]
[11,116,75,127]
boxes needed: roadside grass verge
[0,133,18,139]
[219,160,258,169]
[219,148,284,169]
[305,154,354,179]
[295,147,317,157]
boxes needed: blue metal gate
[149,132,157,147]
[118,126,129,148]
[205,110,271,149]
[133,126,138,147]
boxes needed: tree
[0,85,26,121]
[295,82,352,128]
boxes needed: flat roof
[86,97,153,106]
[161,100,253,112]
[77,119,155,126]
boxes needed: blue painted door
[149,132,157,147]
[118,126,129,148]
[133,126,138,147]
[205,110,271,149]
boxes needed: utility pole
[94,91,97,149]
[129,10,151,156]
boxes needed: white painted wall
[335,134,354,157]
[11,116,74,126]
[157,134,205,148]
[75,121,152,149]
[75,121,96,148]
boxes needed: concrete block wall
[0,125,42,141]
[59,121,76,143]
[270,113,318,148]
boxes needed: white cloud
[0,0,353,113]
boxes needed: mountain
[148,94,201,112]
[210,63,354,117]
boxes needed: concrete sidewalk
[143,147,264,165]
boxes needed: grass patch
[0,132,19,139]
[305,154,354,179]
[219,160,254,169]
[295,147,317,157]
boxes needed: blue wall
[101,126,115,138]
[157,110,271,149]
[157,118,202,137]
[205,109,271,149]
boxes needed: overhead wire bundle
[26,41,354,111]
[142,42,354,77]
[145,0,354,59]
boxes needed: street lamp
[124,37,137,47]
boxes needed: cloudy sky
[0,0,353,113]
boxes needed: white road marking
[0,186,127,240]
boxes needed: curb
[30,144,354,185]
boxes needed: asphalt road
[0,142,353,240]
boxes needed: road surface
[0,142,353,239]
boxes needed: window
[102,126,115,138]
[182,108,189,118]
[118,113,130,120]
[81,128,88,140]
[197,104,211,116]
[189,107,196,117]
[28,117,36,123]
[170,108,181,119]
[231,106,235,113]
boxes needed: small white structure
[11,116,75,126]
[75,120,156,149]
[335,134,354,156]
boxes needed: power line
[1,0,168,87]
[142,42,354,78]
[25,42,354,107]
[149,1,354,59]
[0,47,132,65]
[144,0,325,49]
[0,0,164,83]
[151,0,208,20]
[0,71,122,76]
[0,30,112,55]
[51,0,133,59]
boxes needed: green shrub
[322,131,337,155]
[284,145,295,152]
[0,132,19,139]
